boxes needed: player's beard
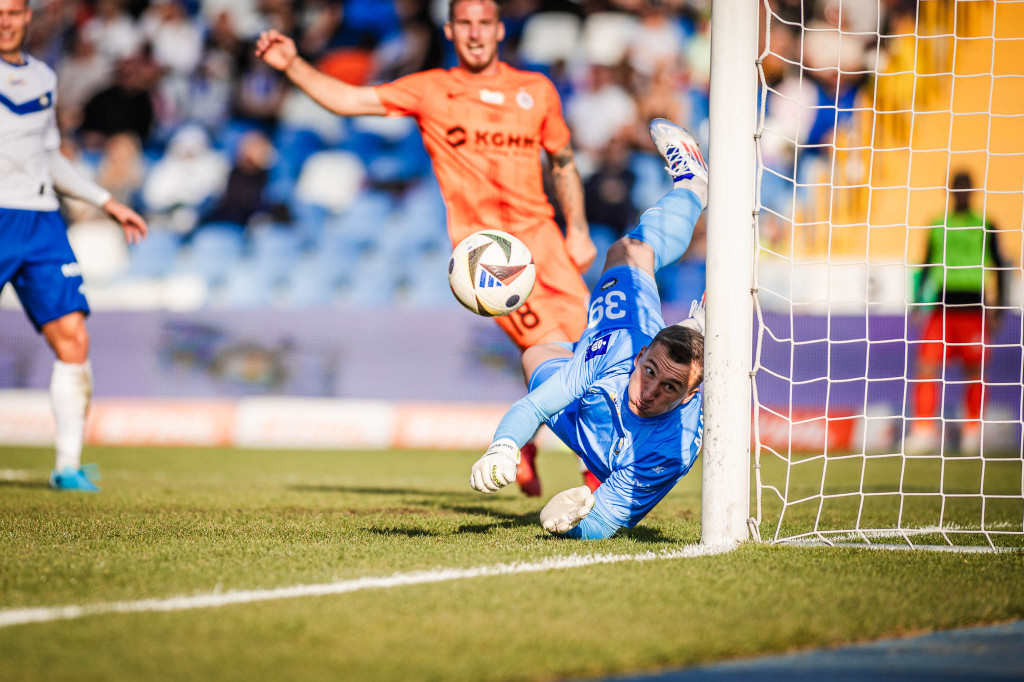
[0,27,27,61]
[458,42,497,74]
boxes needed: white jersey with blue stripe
[0,55,62,211]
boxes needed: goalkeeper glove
[470,438,520,493]
[677,294,705,335]
[540,485,596,534]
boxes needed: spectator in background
[141,124,229,233]
[140,0,204,131]
[584,131,638,237]
[79,53,157,151]
[626,0,685,80]
[204,130,278,228]
[80,0,143,68]
[907,171,1008,456]
[565,62,638,170]
[371,0,443,81]
[96,132,146,209]
[55,32,111,132]
[232,45,288,130]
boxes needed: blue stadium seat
[583,223,620,290]
[630,152,673,212]
[658,260,706,306]
[178,223,245,287]
[123,229,182,279]
[250,225,302,286]
[219,263,276,308]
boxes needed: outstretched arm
[48,149,146,243]
[469,374,574,494]
[255,30,387,117]
[549,143,596,273]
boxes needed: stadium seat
[123,227,182,279]
[630,151,673,213]
[294,150,366,213]
[249,225,302,286]
[66,219,131,284]
[580,12,639,66]
[177,224,245,287]
[218,263,276,308]
[583,223,620,290]
[518,12,581,67]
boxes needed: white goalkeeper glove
[470,438,520,493]
[677,295,705,335]
[540,485,596,534]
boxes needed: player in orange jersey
[256,0,599,496]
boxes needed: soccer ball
[448,230,535,317]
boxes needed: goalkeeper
[470,119,707,539]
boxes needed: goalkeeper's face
[444,0,504,75]
[627,343,701,418]
[0,0,31,59]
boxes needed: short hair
[448,0,501,21]
[649,325,705,390]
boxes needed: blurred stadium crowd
[18,0,902,310]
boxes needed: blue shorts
[528,265,665,390]
[0,208,89,330]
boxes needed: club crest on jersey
[480,89,504,105]
[585,334,611,361]
[515,88,534,110]
[38,93,49,107]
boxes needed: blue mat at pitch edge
[596,620,1024,682]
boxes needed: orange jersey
[374,62,570,243]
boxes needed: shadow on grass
[0,480,47,490]
[621,526,688,544]
[288,484,479,500]
[363,526,443,538]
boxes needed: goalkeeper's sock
[50,360,92,472]
[516,441,541,497]
[626,187,704,272]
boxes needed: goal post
[705,0,1024,551]
[700,0,759,547]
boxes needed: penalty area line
[0,543,735,629]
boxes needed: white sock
[50,360,93,472]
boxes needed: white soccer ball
[448,230,536,317]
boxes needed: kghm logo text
[446,125,536,149]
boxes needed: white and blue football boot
[649,117,709,209]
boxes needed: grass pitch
[1,445,1022,682]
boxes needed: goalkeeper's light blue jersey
[493,265,704,537]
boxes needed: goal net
[750,0,1024,550]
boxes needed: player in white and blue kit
[1,0,146,491]
[470,118,708,539]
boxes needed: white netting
[751,0,1024,550]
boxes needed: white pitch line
[0,543,735,629]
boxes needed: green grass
[1,445,1022,682]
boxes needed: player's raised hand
[539,485,595,534]
[255,30,297,72]
[102,198,147,244]
[470,438,520,493]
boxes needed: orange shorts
[918,308,985,367]
[492,220,589,351]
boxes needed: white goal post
[703,0,1024,551]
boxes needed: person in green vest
[906,171,1007,455]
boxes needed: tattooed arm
[550,143,596,273]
